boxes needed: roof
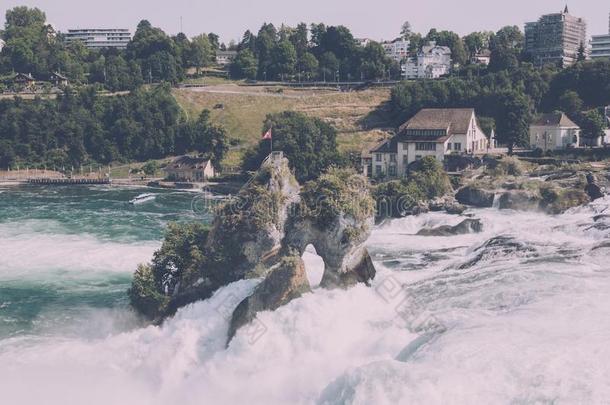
[531,112,579,128]
[13,73,35,81]
[398,108,474,135]
[51,72,68,80]
[165,156,212,170]
[370,138,398,153]
[216,50,237,57]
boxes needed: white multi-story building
[65,29,132,49]
[591,13,610,60]
[364,108,488,178]
[381,39,410,62]
[401,42,451,79]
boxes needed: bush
[300,167,374,229]
[487,156,524,177]
[129,222,210,318]
[374,157,451,218]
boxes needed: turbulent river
[1,185,610,404]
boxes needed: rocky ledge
[129,156,376,343]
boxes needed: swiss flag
[262,128,272,140]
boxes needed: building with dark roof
[364,108,488,178]
[164,156,216,182]
[529,112,581,150]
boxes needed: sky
[1,0,609,44]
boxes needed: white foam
[0,221,158,278]
[2,199,610,403]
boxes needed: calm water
[2,185,610,404]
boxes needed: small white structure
[401,41,452,79]
[365,108,488,178]
[529,112,580,151]
[356,38,373,47]
[382,39,410,62]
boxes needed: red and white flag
[262,128,272,140]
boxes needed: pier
[27,178,111,185]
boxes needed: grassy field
[172,83,393,167]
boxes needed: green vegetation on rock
[300,167,374,230]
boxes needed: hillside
[172,83,393,167]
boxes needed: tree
[578,110,607,144]
[141,160,159,176]
[207,33,220,50]
[243,111,342,182]
[229,49,258,79]
[577,43,586,62]
[400,21,412,40]
[319,51,339,81]
[190,34,214,73]
[270,40,297,79]
[558,90,583,117]
[489,26,524,72]
[297,52,319,80]
[495,91,531,154]
[289,23,309,57]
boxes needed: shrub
[300,167,375,229]
[128,264,169,319]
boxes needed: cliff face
[130,157,377,336]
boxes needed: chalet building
[12,73,36,90]
[364,108,489,178]
[529,112,580,150]
[50,72,69,87]
[164,156,216,182]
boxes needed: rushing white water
[2,189,610,404]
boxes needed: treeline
[389,60,610,151]
[230,23,399,81]
[0,7,219,91]
[0,85,228,168]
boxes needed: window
[388,166,396,176]
[375,165,382,175]
[415,142,436,151]
[375,153,382,162]
[447,143,452,151]
[402,143,408,150]
[389,154,396,162]
[454,142,461,151]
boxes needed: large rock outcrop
[455,185,495,208]
[497,190,540,211]
[129,157,377,339]
[227,255,311,344]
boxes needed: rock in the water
[585,173,604,201]
[498,190,540,211]
[283,168,376,288]
[130,160,377,322]
[227,256,311,344]
[417,218,483,236]
[455,186,495,208]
